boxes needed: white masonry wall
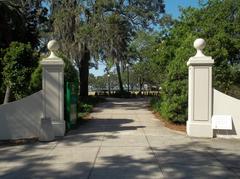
[213,89,240,138]
[0,91,42,140]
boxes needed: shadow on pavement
[57,118,145,146]
[1,141,240,178]
[92,97,150,113]
[151,141,240,178]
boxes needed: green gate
[65,81,78,130]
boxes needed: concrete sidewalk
[0,97,240,178]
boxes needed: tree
[0,0,49,103]
[50,0,166,96]
[0,0,48,49]
[197,0,240,93]
[0,49,5,103]
[30,53,79,93]
[94,0,166,93]
[160,35,195,123]
[20,0,49,48]
[129,31,165,90]
[50,0,91,97]
[102,14,132,92]
[1,42,39,103]
[0,0,25,48]
[150,0,240,123]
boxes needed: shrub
[30,53,78,92]
[30,63,42,92]
[1,42,38,100]
[79,103,93,113]
[150,97,162,112]
[158,35,195,124]
[61,54,78,83]
[0,49,5,103]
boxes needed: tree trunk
[79,46,90,97]
[139,77,143,94]
[4,86,10,104]
[116,61,124,92]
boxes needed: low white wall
[213,89,240,138]
[0,91,42,140]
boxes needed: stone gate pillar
[187,39,214,138]
[41,40,65,137]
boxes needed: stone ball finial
[47,40,59,58]
[193,38,206,57]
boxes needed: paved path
[1,98,240,179]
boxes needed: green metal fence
[65,81,78,130]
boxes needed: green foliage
[192,0,240,94]
[0,0,48,49]
[150,97,162,112]
[29,63,42,92]
[89,75,107,91]
[1,42,38,100]
[30,54,79,92]
[0,1,25,48]
[150,0,240,123]
[0,49,5,102]
[159,36,195,123]
[78,96,106,116]
[50,0,165,94]
[129,30,174,89]
[79,104,93,113]
[61,56,79,83]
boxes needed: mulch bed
[152,111,186,133]
[0,138,38,146]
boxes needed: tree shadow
[0,148,162,179]
[1,136,240,178]
[92,97,150,112]
[87,155,163,179]
[0,160,92,179]
[2,140,240,178]
[57,118,145,146]
[151,140,240,178]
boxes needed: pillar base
[39,118,55,141]
[187,121,213,138]
[52,121,66,137]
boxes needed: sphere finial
[47,40,59,58]
[193,38,206,57]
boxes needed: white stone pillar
[41,40,65,137]
[187,39,214,138]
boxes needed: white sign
[212,115,232,130]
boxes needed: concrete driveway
[0,97,240,178]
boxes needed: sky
[90,0,201,76]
